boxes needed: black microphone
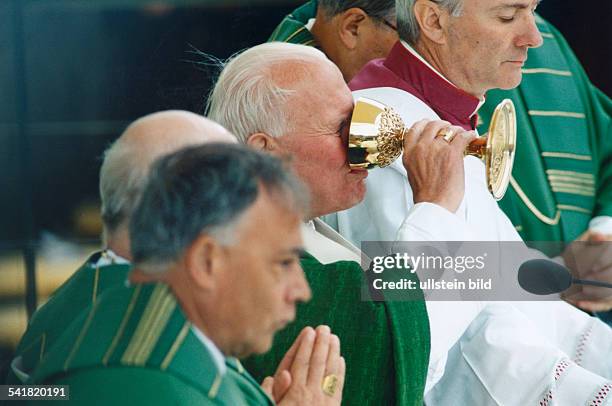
[518,259,612,295]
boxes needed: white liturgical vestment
[324,86,612,405]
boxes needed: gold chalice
[347,97,516,200]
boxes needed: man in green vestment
[269,0,397,82]
[27,144,346,405]
[208,42,431,406]
[271,0,612,315]
[6,111,237,384]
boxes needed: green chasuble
[479,16,612,246]
[243,253,430,406]
[268,0,317,46]
[27,283,274,406]
[6,251,131,384]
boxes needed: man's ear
[247,132,281,153]
[337,8,368,50]
[184,234,222,291]
[413,0,448,45]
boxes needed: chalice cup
[348,97,516,200]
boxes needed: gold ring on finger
[322,374,339,397]
[436,127,456,143]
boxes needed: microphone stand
[573,279,612,289]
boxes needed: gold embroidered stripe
[39,333,46,362]
[557,204,592,215]
[514,225,523,232]
[160,322,190,371]
[284,27,307,43]
[528,110,586,119]
[122,285,176,366]
[122,286,165,364]
[63,301,100,371]
[302,39,317,46]
[542,152,592,161]
[92,266,100,303]
[103,285,142,365]
[130,291,175,366]
[551,185,595,197]
[510,177,560,225]
[521,68,571,76]
[540,32,554,38]
[208,374,223,399]
[550,183,595,194]
[548,175,595,186]
[133,294,175,364]
[546,169,594,180]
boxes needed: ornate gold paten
[348,97,516,200]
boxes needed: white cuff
[589,216,612,235]
[396,202,474,241]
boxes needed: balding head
[100,110,236,258]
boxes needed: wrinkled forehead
[288,61,353,115]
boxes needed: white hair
[396,0,463,44]
[206,42,331,143]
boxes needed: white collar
[95,249,130,267]
[305,17,316,31]
[302,219,364,265]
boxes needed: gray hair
[206,42,330,143]
[396,0,463,44]
[129,143,309,274]
[319,0,395,22]
[99,138,150,237]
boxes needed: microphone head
[518,259,572,295]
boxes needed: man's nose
[516,14,543,49]
[293,269,312,303]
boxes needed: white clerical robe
[324,87,612,405]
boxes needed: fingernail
[318,325,331,334]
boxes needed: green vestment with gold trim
[479,17,612,246]
[243,253,430,406]
[27,283,274,406]
[6,252,131,384]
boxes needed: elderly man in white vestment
[322,0,612,404]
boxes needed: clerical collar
[191,325,227,375]
[94,249,130,267]
[384,41,483,128]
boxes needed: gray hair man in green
[26,143,347,405]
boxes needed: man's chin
[497,71,523,90]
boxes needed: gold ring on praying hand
[321,374,339,396]
[436,127,457,143]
